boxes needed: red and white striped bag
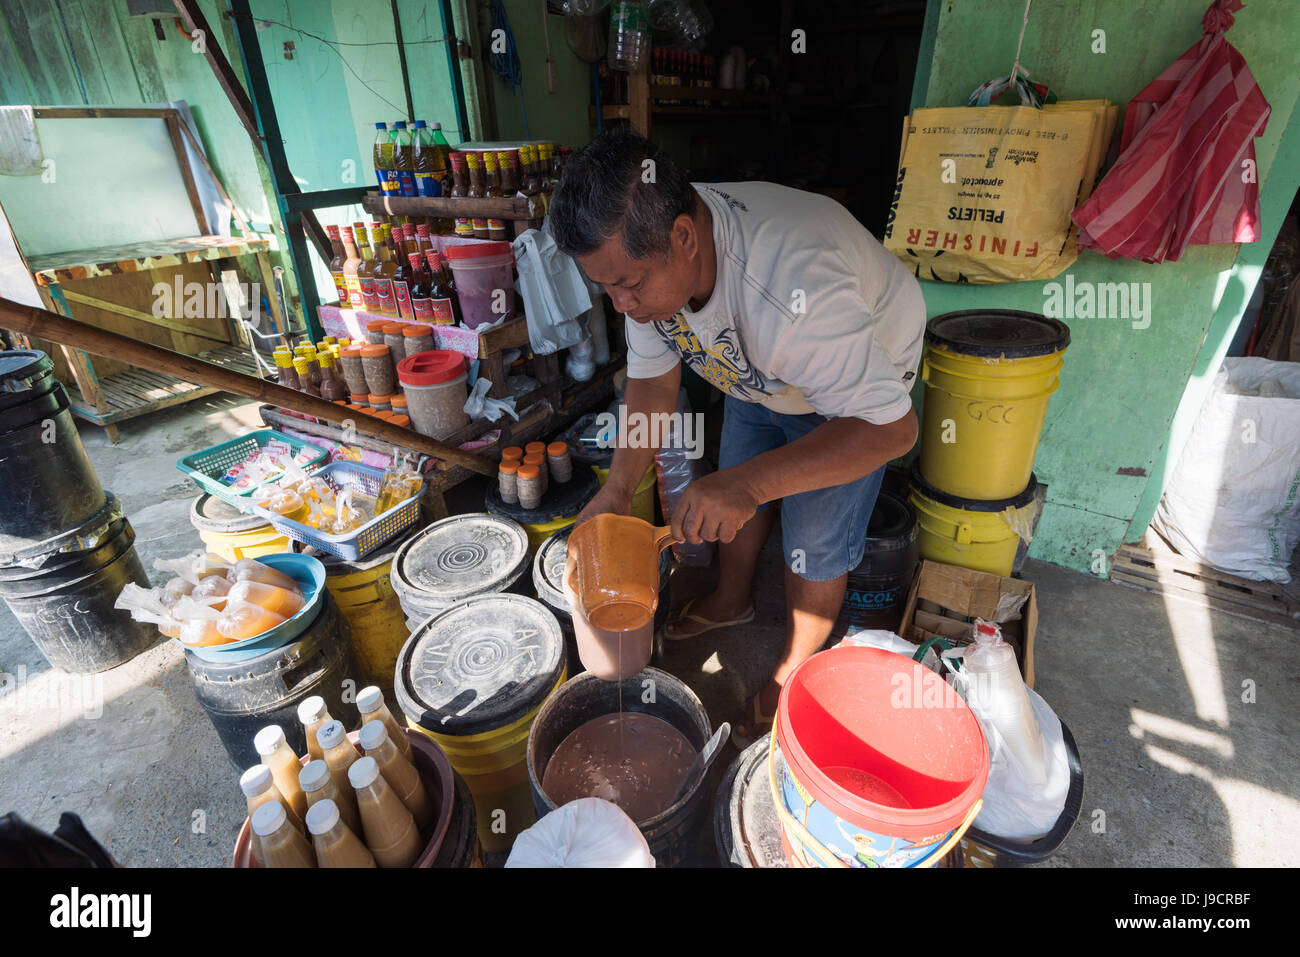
[1072,0,1270,263]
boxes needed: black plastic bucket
[834,490,920,637]
[0,351,107,554]
[531,524,671,675]
[184,592,362,771]
[713,737,786,868]
[526,667,712,868]
[0,517,156,673]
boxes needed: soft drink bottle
[392,121,416,197]
[372,122,396,194]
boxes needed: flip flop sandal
[662,598,756,641]
[729,693,776,750]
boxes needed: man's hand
[573,478,634,528]
[670,468,761,545]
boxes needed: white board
[0,113,203,258]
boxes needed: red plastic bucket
[774,646,988,867]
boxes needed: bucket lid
[397,350,465,386]
[0,492,123,569]
[0,350,55,410]
[391,512,529,609]
[395,594,564,736]
[444,241,513,261]
[924,311,1070,359]
[190,494,274,535]
[909,462,1038,512]
[532,522,671,615]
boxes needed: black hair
[549,129,697,261]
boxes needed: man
[550,130,926,746]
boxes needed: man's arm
[671,408,917,545]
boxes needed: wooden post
[39,285,119,444]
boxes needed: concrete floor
[1,396,1297,867]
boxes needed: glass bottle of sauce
[427,252,462,326]
[299,758,361,836]
[305,798,376,868]
[371,224,397,317]
[251,800,316,868]
[390,239,415,321]
[273,349,298,389]
[497,150,519,195]
[356,686,413,761]
[317,720,359,798]
[292,358,320,396]
[326,224,348,304]
[253,725,308,821]
[318,352,347,402]
[408,253,434,324]
[484,150,507,240]
[348,756,422,868]
[449,153,474,238]
[340,226,364,309]
[358,721,432,829]
[297,696,332,761]
[354,224,379,312]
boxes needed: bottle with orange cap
[498,459,519,504]
[546,441,573,483]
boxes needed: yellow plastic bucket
[918,311,1069,500]
[394,594,567,855]
[592,462,658,524]
[302,533,413,688]
[908,467,1038,577]
[189,494,290,562]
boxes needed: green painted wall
[912,0,1300,574]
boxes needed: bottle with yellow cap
[273,349,298,389]
[292,358,321,397]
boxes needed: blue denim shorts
[718,395,884,582]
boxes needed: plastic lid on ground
[924,310,1070,358]
[397,350,466,386]
[394,593,564,737]
[191,493,273,534]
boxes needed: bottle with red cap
[408,253,434,323]
[426,251,461,326]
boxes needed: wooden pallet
[65,344,261,425]
[1110,533,1300,630]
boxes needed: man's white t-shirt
[625,182,926,424]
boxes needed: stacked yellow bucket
[910,311,1070,576]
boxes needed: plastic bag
[513,227,592,354]
[463,377,521,422]
[655,388,714,566]
[504,798,655,868]
[1153,357,1300,582]
[152,551,231,585]
[834,629,940,673]
[566,338,595,382]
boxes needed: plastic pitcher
[566,514,674,631]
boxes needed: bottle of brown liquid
[317,720,359,798]
[251,800,316,868]
[426,252,462,327]
[371,223,398,318]
[326,224,348,305]
[297,696,332,762]
[299,758,361,837]
[240,765,304,867]
[253,726,308,822]
[348,756,422,868]
[358,720,433,829]
[356,686,413,762]
[305,798,376,868]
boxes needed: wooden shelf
[66,344,262,426]
[361,191,544,221]
[29,235,271,286]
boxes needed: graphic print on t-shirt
[655,313,771,402]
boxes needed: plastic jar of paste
[522,452,548,495]
[396,350,469,439]
[368,394,393,413]
[516,464,543,510]
[349,393,370,408]
[365,319,388,345]
[360,344,398,397]
[389,414,411,429]
[382,321,410,357]
[390,394,409,416]
[502,446,524,464]
[498,460,519,504]
[337,346,369,397]
[546,441,573,484]
[402,323,435,359]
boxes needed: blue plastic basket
[252,461,424,561]
[175,430,329,513]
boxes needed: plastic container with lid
[360,344,397,397]
[517,464,542,509]
[402,323,436,358]
[444,241,516,330]
[498,461,519,504]
[389,414,412,429]
[337,346,369,397]
[546,442,573,484]
[522,452,548,495]
[365,319,389,345]
[349,393,370,408]
[390,394,409,414]
[524,442,546,457]
[305,797,376,868]
[396,350,469,439]
[368,394,393,412]
[501,446,524,463]
[251,800,315,868]
[382,321,410,356]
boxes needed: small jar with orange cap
[516,463,542,509]
[360,343,397,396]
[501,446,524,464]
[402,323,435,359]
[390,394,409,418]
[364,318,388,345]
[369,394,393,413]
[337,345,369,396]
[546,441,573,484]
[522,451,548,496]
[382,321,410,357]
[498,460,519,504]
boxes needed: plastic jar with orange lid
[546,441,573,483]
[338,346,369,397]
[402,323,435,359]
[498,461,519,504]
[389,414,411,429]
[360,344,397,396]
[522,452,548,495]
[365,319,388,345]
[516,464,542,509]
[368,394,393,412]
[382,322,410,357]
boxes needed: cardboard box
[896,560,1037,688]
